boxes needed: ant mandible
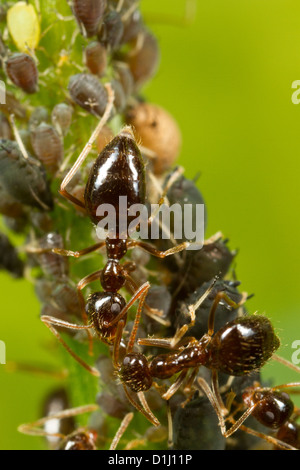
[40,83,193,376]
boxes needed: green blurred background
[1,0,300,449]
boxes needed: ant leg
[52,241,105,258]
[124,271,170,326]
[207,290,248,337]
[122,384,160,427]
[18,404,99,438]
[162,369,189,400]
[59,83,115,209]
[272,354,300,374]
[127,283,151,352]
[196,376,226,429]
[26,241,105,258]
[109,412,134,450]
[40,315,100,377]
[77,270,103,356]
[128,239,190,259]
[107,281,151,328]
[226,418,297,451]
[113,319,126,369]
[211,369,228,418]
[138,278,218,350]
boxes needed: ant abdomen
[84,127,146,231]
[207,316,280,376]
[119,353,153,392]
[243,389,294,429]
[86,291,126,344]
[276,421,300,449]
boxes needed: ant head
[243,387,294,430]
[86,291,126,344]
[118,352,152,393]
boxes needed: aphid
[0,90,27,120]
[19,403,133,450]
[0,112,12,139]
[113,61,134,98]
[98,11,124,50]
[28,232,69,280]
[0,231,24,278]
[0,181,26,219]
[29,107,49,130]
[68,73,108,117]
[119,2,143,44]
[126,102,182,175]
[40,87,191,378]
[7,2,40,52]
[71,0,106,38]
[110,78,126,112]
[5,53,38,94]
[0,139,53,211]
[51,103,73,136]
[31,123,64,175]
[219,381,300,450]
[170,238,236,300]
[84,42,107,77]
[125,30,160,90]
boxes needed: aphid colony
[0,1,299,451]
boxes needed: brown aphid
[33,232,69,279]
[29,106,49,130]
[31,123,63,174]
[0,112,12,139]
[125,30,159,90]
[0,182,26,218]
[0,231,24,278]
[0,90,27,120]
[5,53,38,94]
[98,11,124,50]
[126,102,181,174]
[84,41,107,77]
[68,73,108,117]
[113,61,134,98]
[120,4,143,44]
[0,139,54,211]
[51,103,73,135]
[71,0,106,37]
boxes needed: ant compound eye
[111,303,121,315]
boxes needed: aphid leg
[167,401,174,449]
[18,404,99,438]
[77,269,103,355]
[109,412,134,450]
[59,83,115,209]
[40,315,100,377]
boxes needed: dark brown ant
[114,281,282,427]
[216,380,300,450]
[18,403,133,450]
[39,84,192,376]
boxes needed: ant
[212,379,300,450]
[18,403,133,450]
[39,84,194,376]
[116,280,282,428]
